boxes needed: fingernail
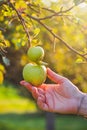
[32,87,36,91]
[20,81,27,85]
[20,80,24,84]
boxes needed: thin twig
[27,3,56,13]
[0,27,6,32]
[0,48,6,56]
[28,4,75,21]
[38,14,72,20]
[83,52,87,56]
[39,5,75,20]
[41,7,56,13]
[0,1,7,6]
[28,4,40,14]
[53,37,56,52]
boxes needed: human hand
[20,68,85,114]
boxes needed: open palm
[20,68,84,114]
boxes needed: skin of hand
[20,68,85,114]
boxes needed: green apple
[23,63,47,86]
[27,46,44,63]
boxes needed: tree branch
[27,3,56,13]
[37,14,72,20]
[26,14,87,61]
[28,3,75,21]
[38,5,75,20]
[2,1,86,60]
[7,0,31,47]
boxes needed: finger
[39,84,48,90]
[20,80,39,99]
[37,97,49,111]
[32,87,39,99]
[38,88,45,95]
[39,94,45,102]
[32,88,45,100]
[47,68,65,84]
[20,80,33,93]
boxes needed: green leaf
[74,0,85,5]
[2,56,10,66]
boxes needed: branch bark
[37,5,75,20]
[7,0,31,47]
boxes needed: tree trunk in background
[46,112,55,130]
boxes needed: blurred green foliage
[0,0,87,93]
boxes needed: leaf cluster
[0,0,87,92]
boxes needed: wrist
[77,93,87,118]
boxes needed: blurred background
[0,0,87,130]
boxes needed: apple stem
[37,61,48,66]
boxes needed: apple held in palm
[23,63,47,86]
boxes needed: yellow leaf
[0,64,5,73]
[0,71,4,84]
[76,58,83,63]
[33,28,40,38]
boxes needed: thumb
[47,68,65,84]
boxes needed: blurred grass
[55,114,87,130]
[0,113,45,130]
[0,113,87,130]
[0,82,37,113]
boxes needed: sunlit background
[0,0,87,130]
